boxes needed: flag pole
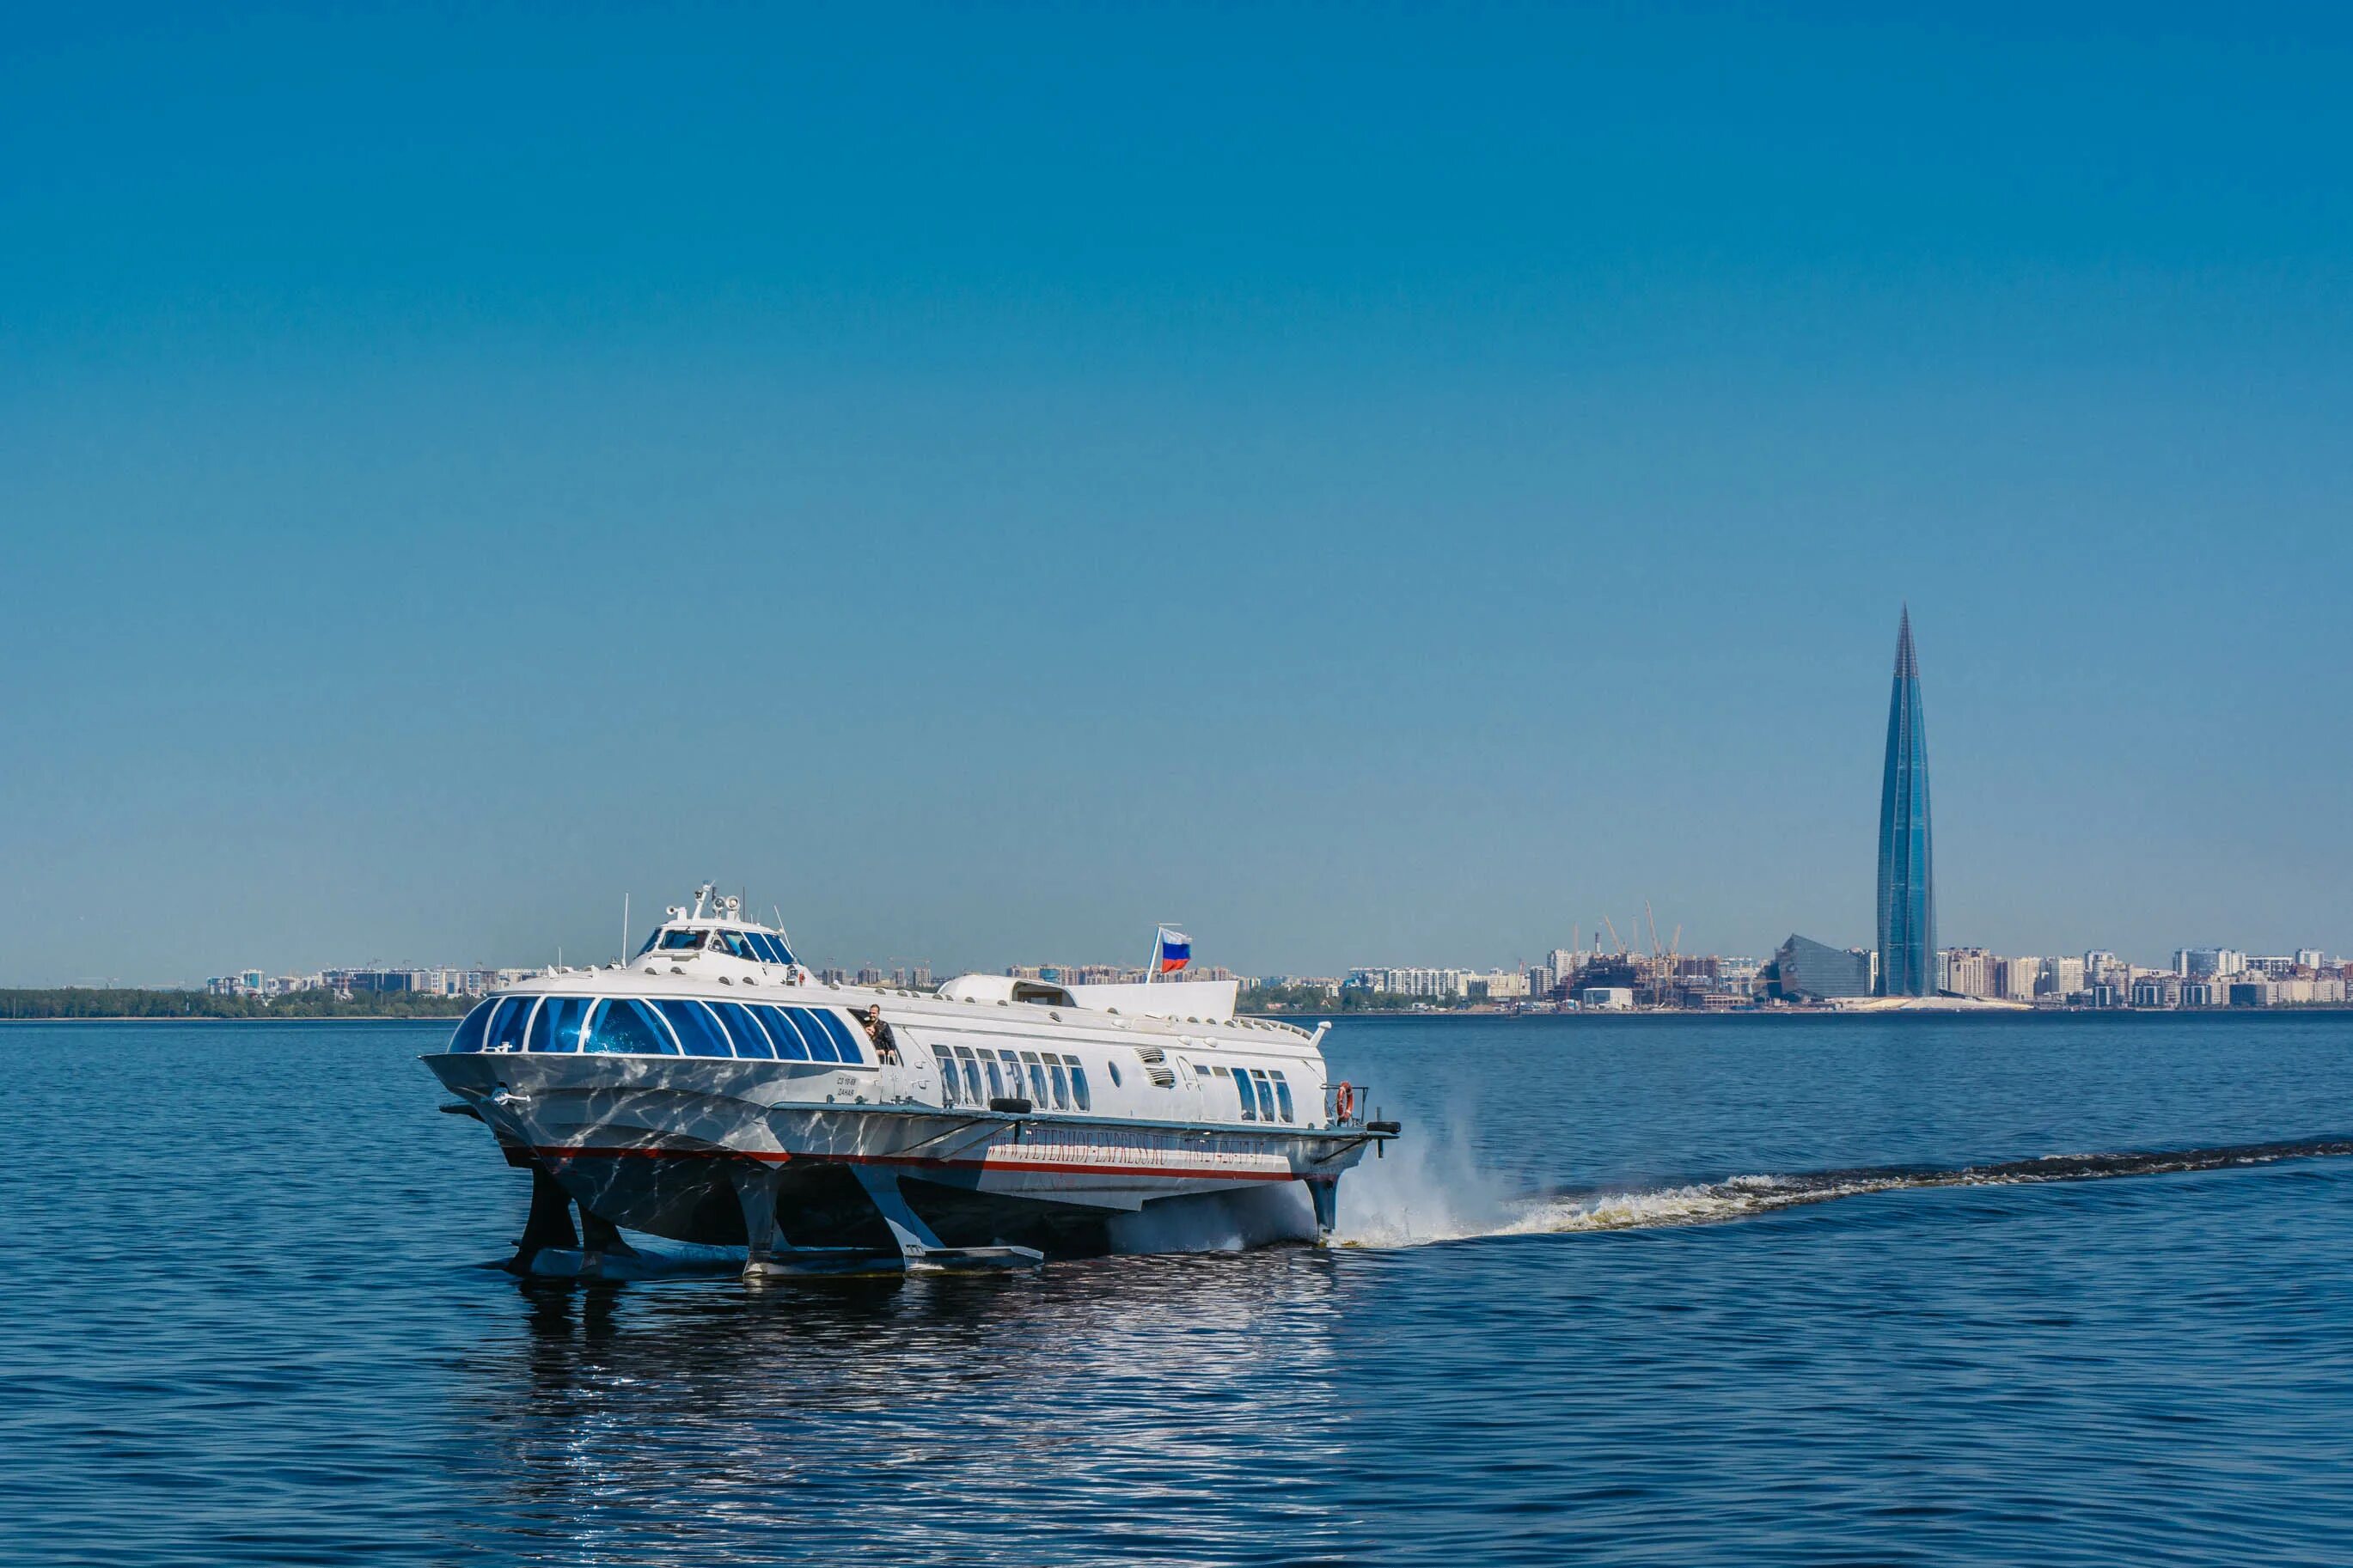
[1146,927,1160,985]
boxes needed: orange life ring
[1334,1082,1355,1121]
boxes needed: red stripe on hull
[529,1144,1297,1183]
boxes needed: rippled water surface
[7,1012,2353,1565]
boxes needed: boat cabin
[630,886,806,979]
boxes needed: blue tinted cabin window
[960,1052,986,1103]
[657,929,703,951]
[1048,1062,1069,1108]
[755,1005,814,1060]
[1068,1061,1091,1111]
[806,1009,865,1064]
[783,1008,840,1062]
[1026,1058,1049,1105]
[635,930,662,957]
[932,1046,960,1104]
[1274,1077,1294,1123]
[1253,1075,1277,1122]
[1107,1060,1121,1088]
[449,1000,495,1053]
[771,937,798,967]
[1233,1071,1255,1120]
[983,1057,1005,1098]
[718,931,757,960]
[711,1000,776,1059]
[529,996,592,1053]
[585,998,678,1055]
[750,933,785,964]
[654,999,730,1057]
[486,997,536,1054]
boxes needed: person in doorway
[863,1004,900,1065]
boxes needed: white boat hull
[428,1051,1384,1258]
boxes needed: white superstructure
[425,886,1396,1277]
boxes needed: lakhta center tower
[1875,607,1935,996]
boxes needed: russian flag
[1157,927,1192,974]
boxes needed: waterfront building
[1995,956,2041,1002]
[1875,608,1936,996]
[1768,934,1873,1001]
[2181,948,2246,980]
[2041,955,2086,1000]
[1941,947,1993,998]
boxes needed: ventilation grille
[1134,1045,1166,1065]
[1145,1066,1176,1088]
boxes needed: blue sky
[5,3,2350,983]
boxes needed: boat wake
[476,1137,2353,1270]
[1334,1135,2353,1249]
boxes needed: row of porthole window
[932,1043,1097,1112]
[449,994,866,1064]
[1208,1064,1296,1123]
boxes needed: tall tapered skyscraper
[1875,607,1935,996]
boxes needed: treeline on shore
[1239,985,1425,1013]
[0,988,478,1020]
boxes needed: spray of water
[1104,1181,1317,1254]
[1330,1113,1520,1248]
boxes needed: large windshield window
[657,929,704,952]
[718,931,758,960]
[653,999,731,1057]
[527,996,592,1053]
[449,1000,495,1053]
[753,1005,815,1060]
[806,1009,865,1064]
[485,996,536,1054]
[711,1000,777,1059]
[584,998,678,1054]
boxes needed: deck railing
[1322,1081,1374,1129]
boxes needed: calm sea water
[7,1012,2352,1565]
